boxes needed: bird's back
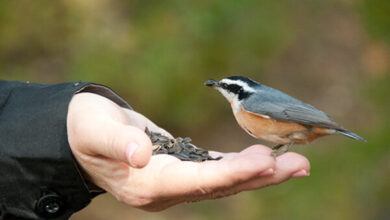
[242,84,341,130]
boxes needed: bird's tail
[336,129,366,142]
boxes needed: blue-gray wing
[242,87,341,129]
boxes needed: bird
[205,76,366,157]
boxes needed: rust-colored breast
[234,106,332,145]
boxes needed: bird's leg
[271,145,287,157]
[271,141,295,157]
[272,144,284,150]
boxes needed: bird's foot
[272,144,283,150]
[270,141,295,157]
[271,145,289,157]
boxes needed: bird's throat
[230,98,242,114]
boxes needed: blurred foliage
[0,0,389,220]
[360,0,390,43]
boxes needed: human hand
[67,92,310,211]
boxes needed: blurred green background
[1,0,389,219]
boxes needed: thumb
[89,121,153,168]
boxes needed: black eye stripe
[226,84,242,94]
[222,83,253,100]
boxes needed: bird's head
[204,76,258,103]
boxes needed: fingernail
[126,142,138,167]
[259,168,275,177]
[292,170,309,178]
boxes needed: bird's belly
[234,106,329,145]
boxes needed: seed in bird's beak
[204,79,220,87]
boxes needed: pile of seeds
[145,128,222,162]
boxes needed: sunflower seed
[145,128,222,162]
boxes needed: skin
[67,92,310,211]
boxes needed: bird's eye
[221,83,228,89]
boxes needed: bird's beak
[204,79,220,88]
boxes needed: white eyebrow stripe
[220,79,256,93]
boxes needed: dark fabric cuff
[76,83,132,110]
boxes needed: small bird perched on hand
[205,76,366,157]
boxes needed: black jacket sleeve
[0,81,130,219]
